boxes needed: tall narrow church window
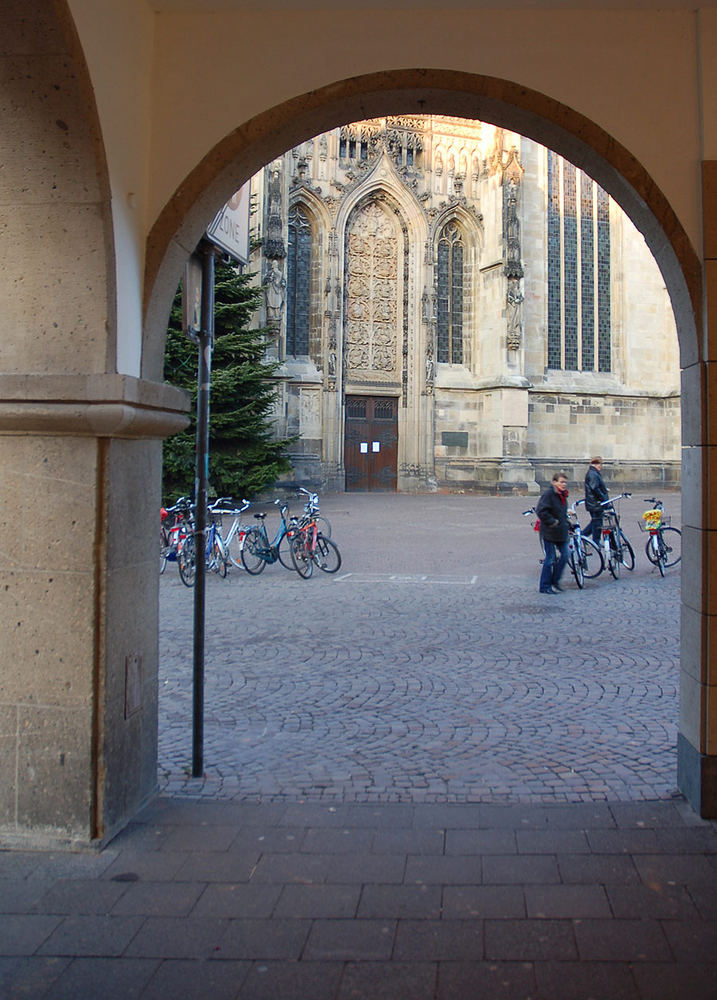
[437,221,464,364]
[547,151,611,372]
[286,205,311,356]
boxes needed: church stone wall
[250,118,680,495]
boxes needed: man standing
[536,472,570,594]
[584,456,609,544]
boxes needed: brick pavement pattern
[158,494,680,804]
[4,493,715,1000]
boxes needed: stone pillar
[677,162,717,817]
[0,378,188,846]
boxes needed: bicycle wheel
[160,527,170,575]
[313,534,341,574]
[240,527,267,575]
[580,536,603,578]
[277,528,297,570]
[226,527,248,569]
[212,537,228,578]
[619,531,635,571]
[661,526,682,568]
[314,515,331,539]
[569,548,584,589]
[290,531,314,579]
[608,536,620,579]
[656,535,666,576]
[645,533,661,566]
[177,535,196,587]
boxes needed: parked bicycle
[207,497,251,569]
[289,512,342,579]
[175,503,229,587]
[240,499,297,574]
[160,497,194,576]
[640,497,682,576]
[295,486,332,538]
[567,499,604,587]
[597,492,635,578]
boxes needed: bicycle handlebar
[599,492,631,508]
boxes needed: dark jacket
[584,465,609,513]
[537,485,570,544]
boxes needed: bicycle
[289,515,342,579]
[640,497,682,576]
[567,499,604,587]
[597,492,635,579]
[240,500,297,574]
[295,486,332,539]
[207,497,251,569]
[160,497,194,577]
[175,504,229,587]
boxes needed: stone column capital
[0,374,190,439]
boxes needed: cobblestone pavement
[158,493,681,804]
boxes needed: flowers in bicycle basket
[642,509,662,528]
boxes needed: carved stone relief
[344,200,399,379]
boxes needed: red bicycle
[289,517,342,579]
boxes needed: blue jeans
[540,539,568,592]
[584,511,603,545]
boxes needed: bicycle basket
[639,511,670,532]
[602,511,617,529]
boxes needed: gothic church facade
[251,117,679,493]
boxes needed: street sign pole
[192,239,217,778]
[184,184,250,779]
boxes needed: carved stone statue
[264,260,286,323]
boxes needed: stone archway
[144,70,712,815]
[144,70,699,379]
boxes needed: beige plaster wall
[145,8,703,250]
[67,0,154,378]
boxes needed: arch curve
[144,68,700,382]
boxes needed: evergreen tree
[162,259,292,501]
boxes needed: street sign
[206,182,251,265]
[182,252,203,343]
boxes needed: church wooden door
[344,396,398,491]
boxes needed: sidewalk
[2,797,716,998]
[5,492,715,999]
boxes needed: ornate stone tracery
[344,199,400,378]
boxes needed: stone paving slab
[0,798,716,998]
[158,493,681,805]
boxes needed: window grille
[346,397,367,419]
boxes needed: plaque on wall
[442,431,469,448]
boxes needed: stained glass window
[437,221,464,364]
[286,205,311,356]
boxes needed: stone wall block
[0,706,18,827]
[680,524,704,616]
[680,668,705,752]
[679,362,703,447]
[16,704,92,836]
[680,444,702,530]
[1,436,97,573]
[99,439,162,835]
[680,601,706,684]
[0,54,102,205]
[0,204,109,374]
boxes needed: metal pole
[192,241,215,778]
